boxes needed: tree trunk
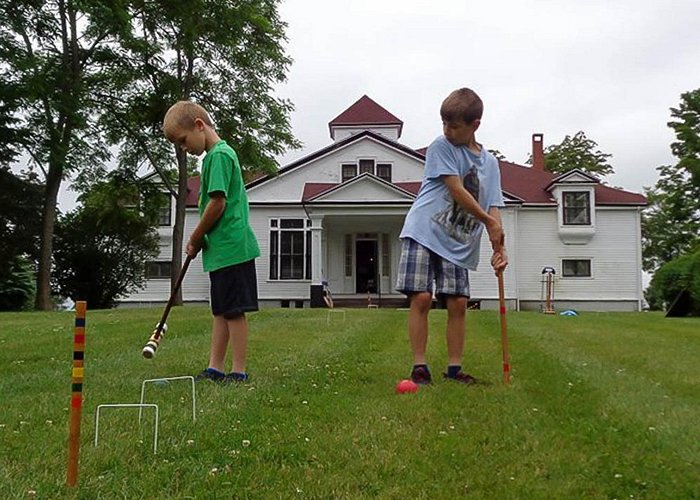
[171,148,188,305]
[34,168,62,310]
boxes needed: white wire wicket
[326,309,346,324]
[94,404,159,453]
[139,376,196,423]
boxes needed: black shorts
[209,259,259,318]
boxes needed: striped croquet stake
[497,271,511,384]
[67,301,87,487]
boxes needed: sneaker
[195,367,226,383]
[410,365,432,385]
[224,372,249,384]
[443,371,486,385]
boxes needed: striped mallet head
[141,322,167,359]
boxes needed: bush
[0,256,36,311]
[646,246,700,314]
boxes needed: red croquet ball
[396,379,419,394]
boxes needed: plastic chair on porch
[323,280,346,324]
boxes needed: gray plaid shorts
[395,238,469,297]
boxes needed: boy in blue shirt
[396,88,508,385]
[163,101,260,384]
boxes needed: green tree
[642,89,700,273]
[0,1,134,309]
[530,131,614,176]
[645,245,700,314]
[96,0,300,305]
[668,89,700,187]
[52,170,161,309]
[0,168,42,310]
[488,149,506,161]
[0,256,36,311]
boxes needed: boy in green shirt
[163,101,260,383]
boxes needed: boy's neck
[465,137,480,155]
[204,128,221,152]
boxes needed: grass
[1,307,699,499]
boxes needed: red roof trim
[329,95,403,126]
[302,175,419,202]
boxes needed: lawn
[1,307,698,499]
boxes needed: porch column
[310,216,324,283]
[309,215,324,307]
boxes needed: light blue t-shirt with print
[399,135,505,270]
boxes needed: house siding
[248,139,424,203]
[514,206,641,311]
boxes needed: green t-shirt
[199,140,260,272]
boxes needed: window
[269,219,312,280]
[358,159,374,175]
[146,261,172,279]
[377,163,392,182]
[341,164,357,182]
[157,194,172,226]
[563,192,591,225]
[562,259,591,277]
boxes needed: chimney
[532,133,544,171]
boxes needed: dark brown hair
[440,88,483,124]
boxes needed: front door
[355,239,378,293]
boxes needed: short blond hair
[163,101,214,139]
[440,88,483,124]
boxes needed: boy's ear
[471,119,481,131]
[193,118,206,130]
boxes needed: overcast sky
[54,0,699,209]
[274,0,700,194]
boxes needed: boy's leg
[396,238,435,384]
[445,295,468,365]
[226,313,248,374]
[208,314,230,373]
[434,257,481,383]
[408,292,433,365]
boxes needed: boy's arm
[186,192,226,257]
[442,175,504,250]
[488,207,508,273]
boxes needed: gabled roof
[246,130,425,190]
[186,149,646,208]
[545,169,600,191]
[302,173,416,203]
[499,161,647,206]
[328,95,403,136]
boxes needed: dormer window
[377,163,392,182]
[359,159,374,174]
[157,194,172,226]
[563,192,591,225]
[341,164,357,182]
[340,160,392,182]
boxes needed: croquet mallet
[142,255,193,359]
[497,269,511,384]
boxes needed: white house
[123,95,647,311]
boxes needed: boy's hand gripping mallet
[142,255,193,359]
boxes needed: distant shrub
[646,247,700,315]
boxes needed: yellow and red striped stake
[67,301,86,487]
[497,271,511,384]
